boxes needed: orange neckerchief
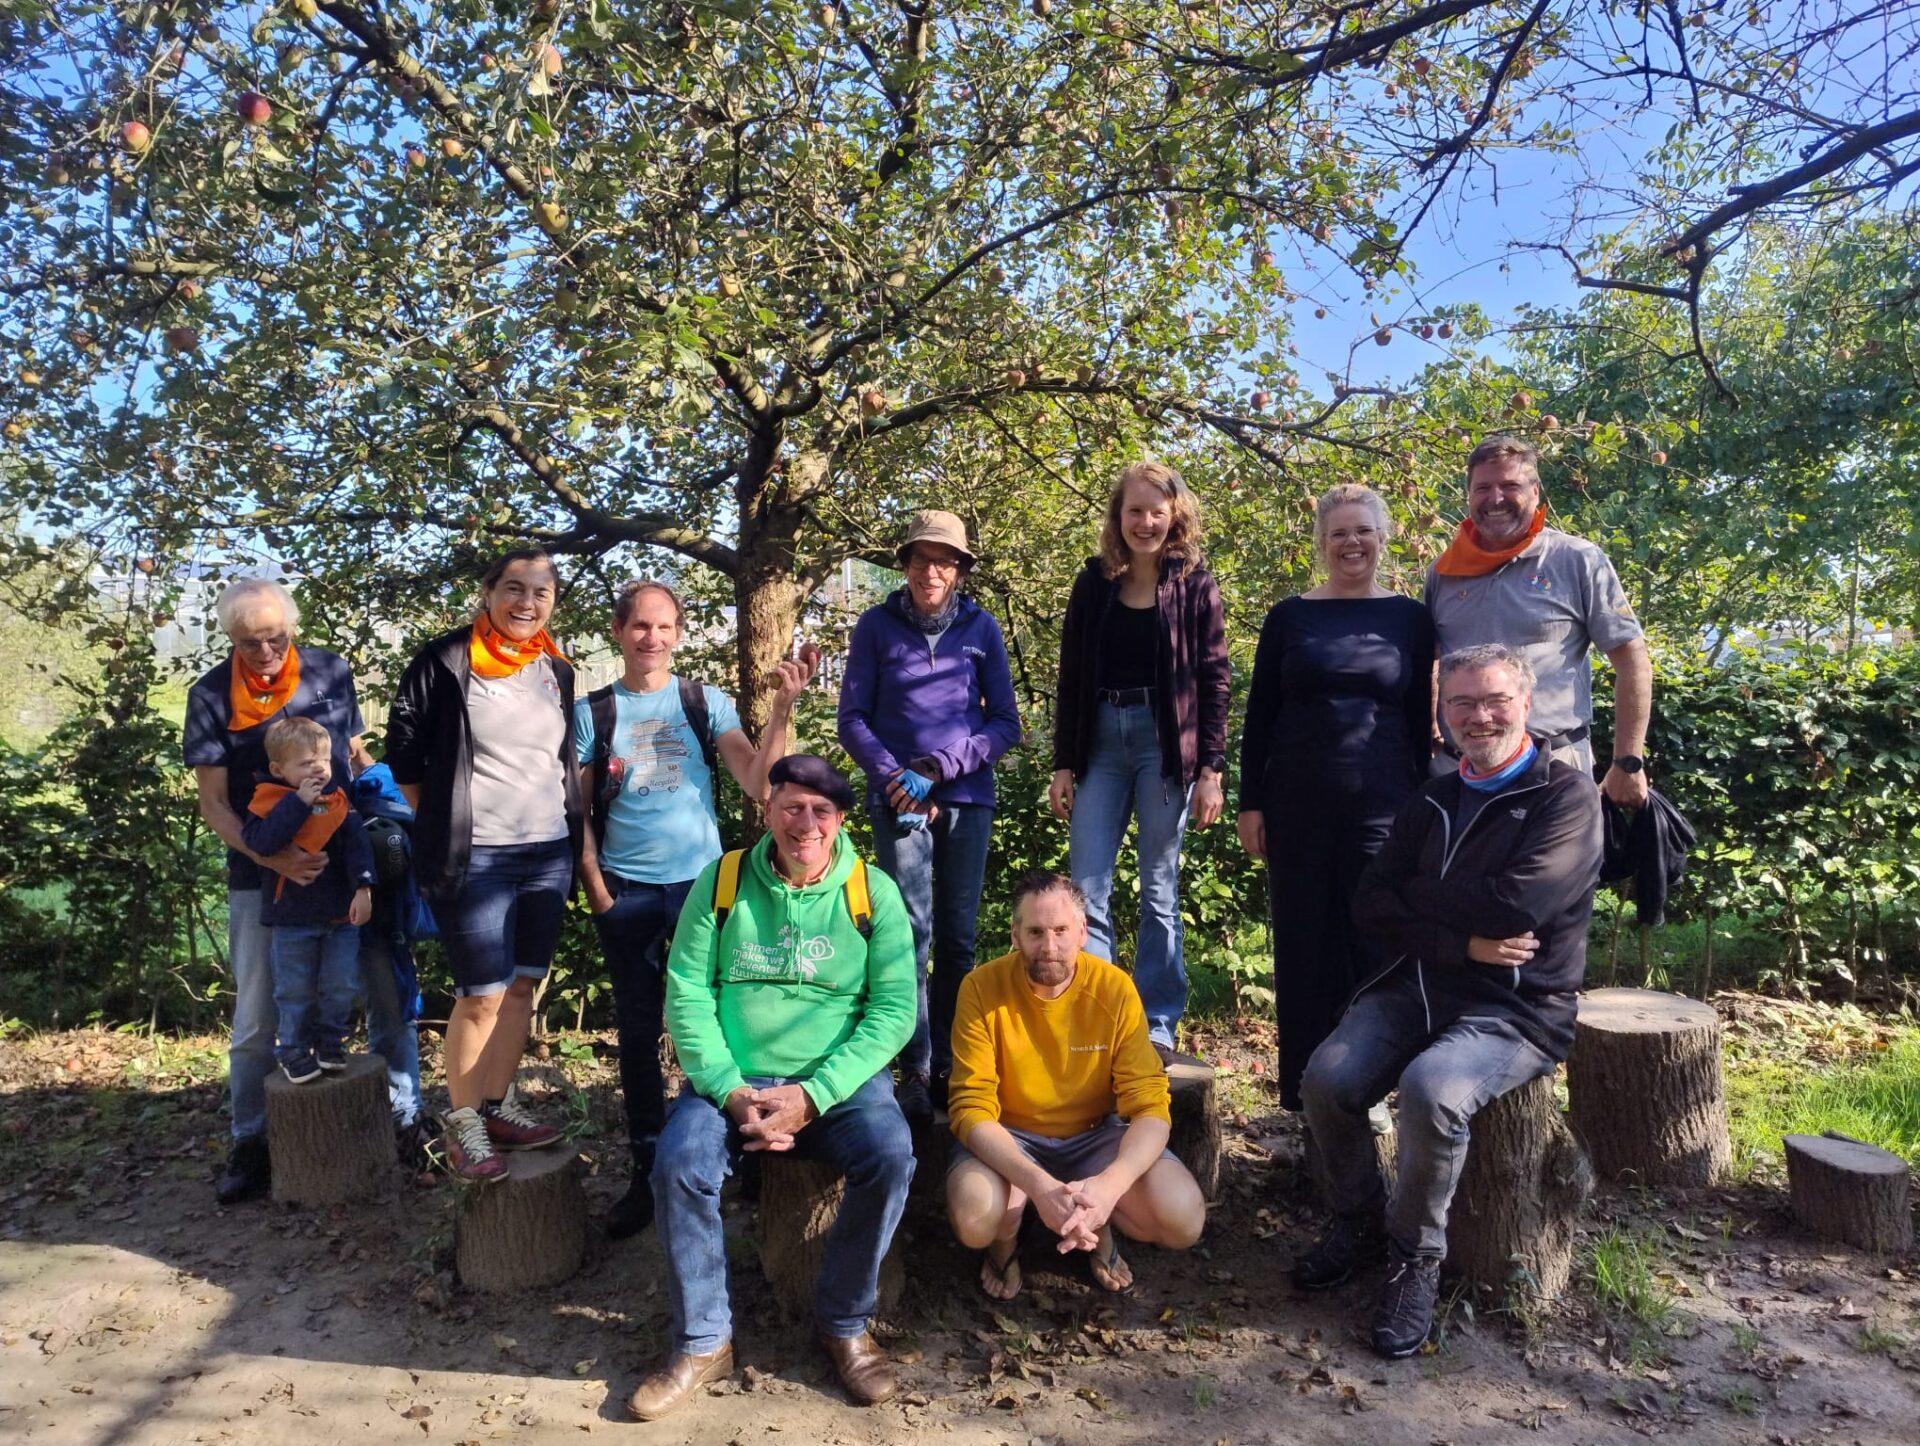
[246,783,347,899]
[1432,508,1548,578]
[227,645,302,732]
[469,612,566,679]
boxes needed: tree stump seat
[1568,988,1731,1187]
[756,1154,905,1320]
[1165,1052,1222,1199]
[1448,1073,1592,1299]
[455,1146,587,1294]
[263,1052,395,1207]
[1784,1132,1913,1254]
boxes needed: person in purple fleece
[838,510,1022,1126]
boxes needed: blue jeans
[435,838,574,997]
[1300,974,1556,1258]
[227,889,276,1140]
[869,802,994,1081]
[652,1070,915,1353]
[271,923,362,1067]
[1068,701,1192,1046]
[359,935,424,1126]
[592,874,695,1171]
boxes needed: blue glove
[895,810,930,833]
[893,767,935,803]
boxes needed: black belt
[1442,724,1588,760]
[1097,686,1154,708]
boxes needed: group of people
[186,433,1646,1408]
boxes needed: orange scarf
[246,783,347,899]
[1432,509,1547,578]
[228,646,302,732]
[469,613,566,679]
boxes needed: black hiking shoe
[216,1135,271,1205]
[1371,1242,1443,1359]
[606,1175,655,1240]
[395,1118,432,1174]
[1291,1212,1389,1291]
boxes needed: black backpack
[585,676,718,845]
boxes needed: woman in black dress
[1237,484,1434,1110]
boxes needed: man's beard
[1022,955,1073,988]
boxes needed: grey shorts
[948,1118,1177,1182]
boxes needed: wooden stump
[1784,1132,1913,1254]
[1568,988,1731,1187]
[1166,1052,1221,1198]
[1305,1113,1399,1207]
[758,1155,903,1321]
[264,1052,395,1207]
[1448,1075,1591,1299]
[455,1147,587,1293]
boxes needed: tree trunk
[455,1147,587,1293]
[1447,1075,1591,1299]
[757,1154,903,1322]
[264,1053,396,1207]
[1783,1132,1913,1254]
[1567,988,1731,1187]
[732,484,809,738]
[1166,1053,1222,1199]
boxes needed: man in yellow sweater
[946,871,1207,1299]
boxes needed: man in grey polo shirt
[1424,435,1652,808]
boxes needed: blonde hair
[1313,484,1392,552]
[264,715,331,763]
[1098,459,1204,579]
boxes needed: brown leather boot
[818,1330,897,1406]
[626,1343,734,1421]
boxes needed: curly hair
[1098,459,1205,578]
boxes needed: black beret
[766,754,855,812]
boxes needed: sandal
[979,1239,1022,1301]
[1088,1226,1134,1295]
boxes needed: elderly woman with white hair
[184,577,369,1205]
[1236,484,1435,1114]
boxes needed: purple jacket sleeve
[836,609,901,785]
[929,615,1022,782]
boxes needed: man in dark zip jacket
[1295,643,1603,1359]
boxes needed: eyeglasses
[905,553,963,575]
[232,632,292,655]
[1443,693,1517,715]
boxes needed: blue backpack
[349,762,437,1022]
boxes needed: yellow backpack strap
[712,849,746,928]
[844,856,873,939]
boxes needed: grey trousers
[1300,972,1554,1258]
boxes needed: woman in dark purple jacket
[838,509,1022,1125]
[1050,461,1230,1056]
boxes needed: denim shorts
[435,837,573,998]
[948,1117,1177,1180]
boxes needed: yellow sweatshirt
[947,950,1171,1143]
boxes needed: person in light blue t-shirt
[575,579,814,1241]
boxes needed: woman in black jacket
[387,548,583,1182]
[1237,484,1434,1110]
[1049,460,1230,1058]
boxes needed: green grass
[1725,1034,1920,1180]
[1584,1225,1682,1368]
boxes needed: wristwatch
[1613,755,1645,775]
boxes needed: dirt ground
[1,1017,1915,1446]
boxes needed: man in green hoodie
[630,755,917,1422]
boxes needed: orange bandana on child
[1432,508,1547,578]
[469,613,566,679]
[227,646,302,732]
[246,783,347,899]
